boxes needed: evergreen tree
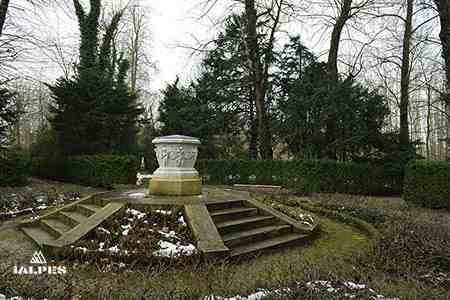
[48,0,142,155]
[193,14,258,158]
[158,78,224,158]
[0,87,19,145]
[274,37,390,160]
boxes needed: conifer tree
[48,0,142,155]
[0,87,19,145]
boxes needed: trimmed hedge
[32,155,139,188]
[0,148,31,186]
[404,160,450,209]
[195,160,400,195]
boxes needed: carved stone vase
[149,135,201,196]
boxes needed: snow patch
[178,215,187,226]
[153,240,196,257]
[108,245,120,253]
[126,208,146,219]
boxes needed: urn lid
[152,135,201,145]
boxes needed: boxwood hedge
[195,160,400,195]
[32,155,139,188]
[404,160,450,209]
[0,148,31,186]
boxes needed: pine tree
[158,78,222,158]
[0,87,19,145]
[48,0,142,155]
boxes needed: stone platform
[19,187,318,257]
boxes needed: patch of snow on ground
[344,281,367,290]
[158,230,177,238]
[0,295,47,300]
[97,227,111,234]
[178,215,187,226]
[153,240,196,257]
[126,208,146,219]
[74,246,88,253]
[205,281,399,300]
[108,245,120,253]
[35,205,48,210]
[121,224,132,236]
[155,209,172,215]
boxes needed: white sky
[9,0,442,96]
[19,0,236,91]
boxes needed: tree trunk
[433,0,450,158]
[327,0,352,81]
[426,84,432,159]
[248,88,258,159]
[244,0,272,159]
[324,0,351,160]
[0,0,9,37]
[399,0,413,148]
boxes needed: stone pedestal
[149,135,202,196]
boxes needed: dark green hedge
[195,160,400,195]
[0,148,31,186]
[404,160,450,209]
[32,155,139,188]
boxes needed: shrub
[32,155,139,188]
[404,160,450,209]
[0,148,31,186]
[196,160,398,195]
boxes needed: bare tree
[0,0,9,37]
[399,0,414,147]
[432,0,450,157]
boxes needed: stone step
[210,207,258,222]
[215,215,276,233]
[230,233,307,257]
[52,201,124,247]
[76,204,102,216]
[40,218,72,238]
[59,211,88,225]
[21,199,125,249]
[222,224,292,247]
[22,225,57,246]
[210,207,258,217]
[206,199,246,211]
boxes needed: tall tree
[158,79,223,158]
[244,0,285,159]
[399,0,414,148]
[0,0,9,37]
[274,39,389,160]
[0,86,18,145]
[195,14,256,158]
[433,0,450,157]
[327,0,352,81]
[48,0,142,155]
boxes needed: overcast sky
[22,0,236,91]
[12,0,441,95]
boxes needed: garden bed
[0,178,105,221]
[61,205,197,267]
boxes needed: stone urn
[149,135,202,196]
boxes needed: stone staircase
[21,195,125,248]
[206,198,314,257]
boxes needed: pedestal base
[149,176,202,196]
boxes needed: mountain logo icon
[29,250,47,264]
